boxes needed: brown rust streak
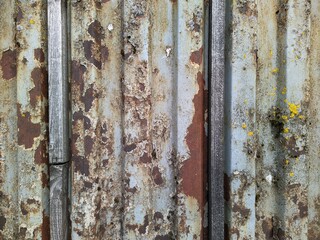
[181,71,205,204]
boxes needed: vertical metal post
[209,0,225,239]
[48,0,69,239]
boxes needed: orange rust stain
[180,71,205,205]
[190,47,203,65]
[0,49,17,80]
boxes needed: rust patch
[88,20,104,42]
[237,1,257,16]
[80,84,95,112]
[29,67,48,108]
[83,40,109,69]
[140,152,151,163]
[298,202,308,218]
[34,140,48,165]
[17,105,41,149]
[71,60,87,92]
[20,199,40,216]
[155,235,172,240]
[232,203,251,219]
[42,211,50,240]
[262,217,273,239]
[138,215,149,234]
[73,110,91,130]
[181,71,205,204]
[152,166,164,185]
[189,47,203,65]
[0,49,17,80]
[124,143,136,152]
[0,216,6,231]
[71,133,80,156]
[34,48,45,63]
[84,135,94,155]
[73,156,90,176]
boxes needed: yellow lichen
[284,99,288,103]
[242,123,247,129]
[281,87,287,95]
[298,115,305,120]
[282,115,288,121]
[288,102,300,117]
[248,131,254,137]
[289,172,294,177]
[270,50,273,57]
[285,159,290,165]
[272,68,279,74]
[29,19,35,24]
[283,128,289,133]
[243,54,247,59]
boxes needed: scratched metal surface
[70,0,207,239]
[225,0,320,239]
[0,0,49,239]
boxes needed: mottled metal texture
[0,0,50,239]
[225,0,320,239]
[208,0,225,239]
[70,0,207,239]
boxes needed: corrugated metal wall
[2,0,320,239]
[0,0,207,239]
[225,0,320,239]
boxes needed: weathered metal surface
[70,0,207,239]
[0,0,49,239]
[225,0,320,239]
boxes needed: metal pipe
[209,0,225,239]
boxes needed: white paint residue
[266,174,273,184]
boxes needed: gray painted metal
[209,0,225,239]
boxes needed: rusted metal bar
[48,0,69,238]
[209,0,225,239]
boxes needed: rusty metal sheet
[225,0,320,239]
[70,0,207,239]
[0,1,49,239]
